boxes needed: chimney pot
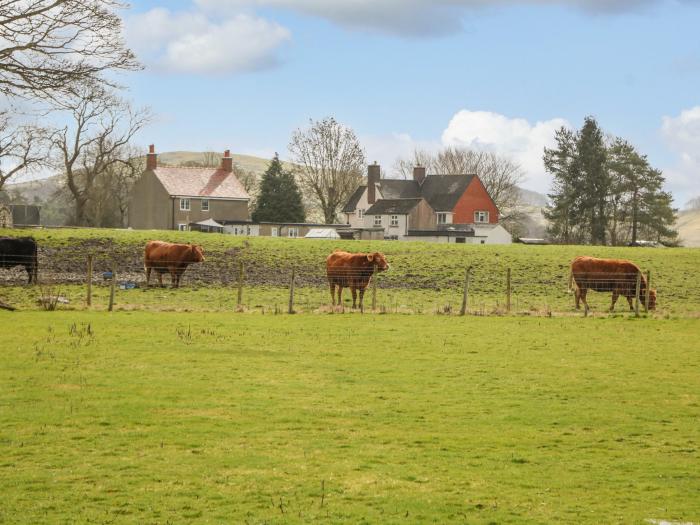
[146,144,157,170]
[221,149,233,173]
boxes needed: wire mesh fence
[0,245,685,316]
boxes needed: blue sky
[120,0,700,203]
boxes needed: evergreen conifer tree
[252,154,305,223]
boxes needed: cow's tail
[567,269,574,294]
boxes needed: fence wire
[0,247,689,316]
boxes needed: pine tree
[251,154,305,223]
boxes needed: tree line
[544,117,678,245]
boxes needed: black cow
[0,237,38,284]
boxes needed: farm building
[343,164,511,244]
[129,145,251,231]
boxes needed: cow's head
[647,289,657,310]
[190,244,205,263]
[367,252,389,272]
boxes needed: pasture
[1,227,700,315]
[1,312,699,524]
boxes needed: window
[180,198,190,211]
[288,227,299,238]
[246,226,251,235]
[178,224,188,231]
[374,215,382,227]
[358,209,364,219]
[437,212,447,225]
[271,227,278,237]
[390,215,399,227]
[201,199,209,211]
[474,211,489,223]
[456,237,466,244]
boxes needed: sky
[114,0,699,204]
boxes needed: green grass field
[2,228,700,315]
[1,312,699,524]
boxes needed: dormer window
[358,209,364,219]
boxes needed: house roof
[378,179,421,199]
[192,218,224,228]
[420,174,474,211]
[153,167,250,200]
[342,173,478,213]
[365,198,423,215]
[342,185,366,213]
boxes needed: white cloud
[661,106,700,205]
[195,0,664,35]
[126,8,290,74]
[442,110,569,193]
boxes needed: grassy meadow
[1,312,699,524]
[1,227,700,315]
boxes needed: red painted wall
[452,177,499,224]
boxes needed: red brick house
[342,164,511,244]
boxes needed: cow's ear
[366,254,374,262]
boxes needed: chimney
[221,149,233,173]
[367,162,380,205]
[146,144,157,171]
[413,165,426,185]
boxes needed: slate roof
[342,185,366,213]
[342,174,477,214]
[153,167,250,200]
[420,174,474,211]
[365,198,423,215]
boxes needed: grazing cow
[326,250,389,311]
[144,240,205,288]
[569,256,656,312]
[0,236,38,284]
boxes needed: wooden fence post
[288,267,295,314]
[108,266,116,312]
[644,270,651,313]
[371,264,378,312]
[460,266,471,316]
[236,260,244,308]
[86,254,93,307]
[634,271,641,318]
[506,268,512,313]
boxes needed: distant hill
[677,209,700,247]
[3,174,63,204]
[157,151,294,174]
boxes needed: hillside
[677,209,700,247]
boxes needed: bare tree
[289,117,365,224]
[52,85,151,225]
[394,146,526,229]
[0,0,140,102]
[0,112,48,192]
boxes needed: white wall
[474,224,512,245]
[224,224,259,236]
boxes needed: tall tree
[52,85,151,225]
[252,153,305,223]
[544,117,610,244]
[289,117,365,224]
[0,0,140,102]
[0,113,48,192]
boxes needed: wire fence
[0,247,684,316]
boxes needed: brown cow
[326,250,389,311]
[144,240,205,288]
[569,256,656,312]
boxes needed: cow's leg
[145,266,151,287]
[351,287,357,309]
[337,286,343,307]
[610,291,619,312]
[359,288,365,313]
[574,287,581,309]
[626,295,635,311]
[579,288,590,311]
[329,282,336,306]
